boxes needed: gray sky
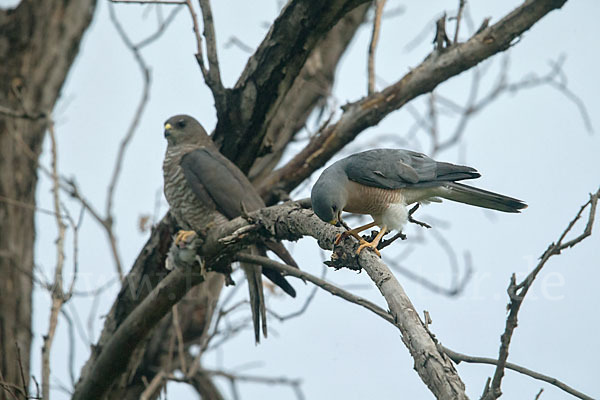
[19,0,600,398]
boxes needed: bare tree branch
[259,0,569,204]
[213,0,370,172]
[41,119,67,400]
[73,200,468,399]
[482,187,600,399]
[442,346,594,400]
[249,4,370,185]
[196,0,226,111]
[237,253,394,324]
[368,0,386,95]
[452,0,466,44]
[71,266,205,400]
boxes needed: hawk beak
[329,210,341,226]
[164,123,173,138]
[329,210,342,226]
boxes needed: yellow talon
[174,230,196,246]
[356,239,381,257]
[355,226,387,257]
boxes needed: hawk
[163,114,297,342]
[311,149,526,255]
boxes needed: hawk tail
[242,247,267,344]
[442,182,527,213]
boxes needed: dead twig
[442,345,593,400]
[186,0,226,110]
[433,13,451,50]
[268,265,325,322]
[41,119,67,400]
[367,0,386,95]
[185,369,304,400]
[452,0,466,44]
[235,253,395,324]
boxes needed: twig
[139,370,166,400]
[433,13,451,50]
[482,188,600,400]
[105,3,155,280]
[224,36,254,53]
[268,265,325,322]
[16,344,28,399]
[367,0,386,95]
[0,194,65,219]
[453,0,466,44]
[172,304,188,374]
[442,345,593,400]
[387,252,472,297]
[197,0,224,93]
[65,206,84,296]
[136,4,184,49]
[42,119,67,400]
[433,54,593,154]
[185,0,206,76]
[201,299,248,352]
[235,253,394,324]
[60,309,77,388]
[182,369,304,400]
[185,0,226,110]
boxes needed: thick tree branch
[71,267,205,400]
[249,3,370,185]
[259,0,568,203]
[74,190,596,400]
[73,201,468,400]
[212,0,370,172]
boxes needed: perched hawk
[162,114,297,342]
[311,149,527,255]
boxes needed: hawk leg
[356,226,387,257]
[174,230,196,246]
[335,221,377,245]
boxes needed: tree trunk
[0,1,96,398]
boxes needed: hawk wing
[180,147,264,219]
[180,147,298,294]
[343,148,480,189]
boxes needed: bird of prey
[162,114,297,342]
[311,149,526,256]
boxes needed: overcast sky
[11,0,599,398]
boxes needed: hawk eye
[332,205,338,212]
[176,119,187,129]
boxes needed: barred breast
[344,180,406,215]
[163,144,227,231]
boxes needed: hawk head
[163,114,209,146]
